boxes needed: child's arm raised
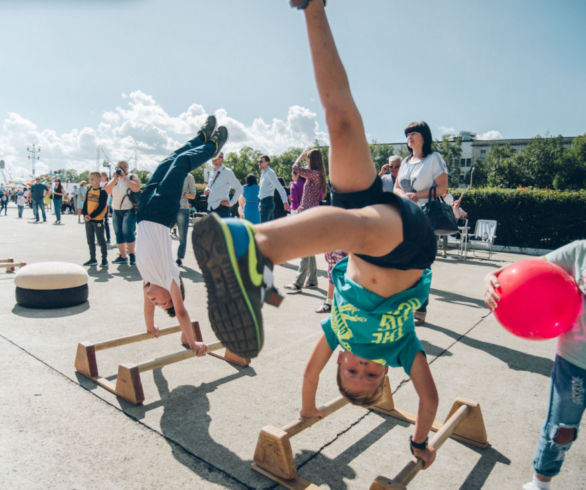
[169,280,207,356]
[301,334,334,418]
[409,352,439,469]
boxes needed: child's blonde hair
[336,364,386,407]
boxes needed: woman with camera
[105,160,141,265]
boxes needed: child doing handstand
[136,116,227,355]
[193,0,439,468]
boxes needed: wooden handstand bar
[0,258,26,272]
[370,399,486,489]
[75,322,250,405]
[252,380,488,489]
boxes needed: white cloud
[438,125,457,135]
[476,130,503,140]
[0,90,329,181]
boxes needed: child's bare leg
[256,204,403,265]
[303,1,376,192]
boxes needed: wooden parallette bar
[370,399,488,490]
[75,321,250,405]
[0,258,26,273]
[252,378,488,489]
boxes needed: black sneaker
[176,258,183,266]
[112,255,128,264]
[196,115,217,143]
[208,126,228,158]
[129,253,136,265]
[290,0,326,9]
[192,214,282,358]
[83,258,97,266]
[101,258,108,267]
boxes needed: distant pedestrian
[289,170,305,213]
[100,172,112,244]
[176,172,197,266]
[379,155,402,192]
[204,152,242,218]
[258,155,289,222]
[52,179,65,224]
[0,190,8,216]
[30,177,48,223]
[76,182,87,224]
[16,188,25,218]
[240,173,260,224]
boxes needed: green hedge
[452,188,586,249]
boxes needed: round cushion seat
[15,262,89,309]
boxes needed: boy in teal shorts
[193,0,438,468]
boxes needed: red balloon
[494,259,582,340]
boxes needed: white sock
[325,298,332,305]
[523,475,551,490]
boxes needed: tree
[522,135,566,188]
[552,134,586,190]
[134,170,151,185]
[434,136,462,187]
[78,170,90,183]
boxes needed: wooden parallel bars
[252,377,487,489]
[0,258,26,273]
[75,321,250,405]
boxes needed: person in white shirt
[176,172,197,266]
[258,155,290,222]
[379,155,402,193]
[204,152,242,218]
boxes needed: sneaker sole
[192,213,263,358]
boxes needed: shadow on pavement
[123,367,257,489]
[425,323,554,376]
[430,288,487,309]
[12,301,90,318]
[459,444,511,489]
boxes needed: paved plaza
[0,206,584,489]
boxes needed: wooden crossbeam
[75,322,250,405]
[370,399,488,489]
[252,378,488,488]
[0,258,26,272]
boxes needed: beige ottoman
[15,262,89,308]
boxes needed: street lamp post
[470,167,475,188]
[27,144,41,177]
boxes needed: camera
[115,168,124,176]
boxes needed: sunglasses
[389,165,401,169]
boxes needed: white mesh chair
[471,219,497,259]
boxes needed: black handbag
[423,186,458,235]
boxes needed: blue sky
[1,0,585,177]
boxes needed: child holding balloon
[485,240,585,490]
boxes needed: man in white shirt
[379,155,401,193]
[204,152,242,218]
[258,155,289,222]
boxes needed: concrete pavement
[0,206,584,489]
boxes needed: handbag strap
[428,185,438,201]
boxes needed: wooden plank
[93,325,183,351]
[282,396,348,438]
[135,341,224,373]
[251,463,320,489]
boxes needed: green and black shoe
[208,126,228,158]
[192,214,282,358]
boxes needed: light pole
[27,144,41,177]
[103,161,112,179]
[470,167,475,188]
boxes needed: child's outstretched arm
[169,280,208,356]
[301,334,334,418]
[409,352,439,469]
[143,284,159,337]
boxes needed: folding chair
[471,219,497,259]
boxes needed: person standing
[82,172,109,267]
[100,172,112,244]
[76,181,87,224]
[379,155,402,193]
[289,170,305,213]
[16,188,25,218]
[105,160,140,265]
[258,155,289,222]
[394,121,448,325]
[52,179,65,224]
[284,148,327,292]
[30,177,48,223]
[240,174,260,224]
[176,172,197,266]
[204,152,242,219]
[0,189,8,216]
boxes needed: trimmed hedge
[453,188,586,249]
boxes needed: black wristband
[409,436,428,454]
